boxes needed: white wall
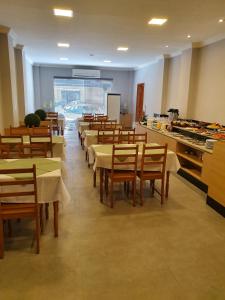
[190,39,225,123]
[33,66,134,113]
[132,59,165,118]
[23,56,34,114]
[165,49,192,118]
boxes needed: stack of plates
[205,139,217,149]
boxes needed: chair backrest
[141,144,168,175]
[118,129,136,144]
[83,113,93,117]
[47,112,58,118]
[10,126,30,136]
[0,135,23,158]
[40,120,52,127]
[95,113,104,117]
[96,115,108,122]
[112,144,138,173]
[97,131,119,144]
[32,127,51,136]
[0,165,38,204]
[128,133,147,144]
[83,115,94,122]
[89,123,104,130]
[29,134,53,157]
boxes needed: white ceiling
[0,0,225,69]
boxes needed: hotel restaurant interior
[1,0,225,299]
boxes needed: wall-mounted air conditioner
[72,69,101,78]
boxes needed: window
[54,78,113,124]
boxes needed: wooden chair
[47,112,58,118]
[29,134,53,157]
[105,145,139,208]
[96,115,108,122]
[119,129,136,144]
[10,126,30,136]
[0,165,40,258]
[32,127,51,135]
[128,133,147,144]
[40,120,52,128]
[0,135,23,158]
[97,131,119,144]
[83,115,94,122]
[137,144,168,206]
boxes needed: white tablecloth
[0,158,70,205]
[88,144,180,172]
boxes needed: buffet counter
[136,123,225,217]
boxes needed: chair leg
[105,171,108,196]
[110,181,114,208]
[45,203,49,220]
[0,218,4,258]
[53,201,59,237]
[161,178,165,205]
[132,180,136,207]
[7,220,12,237]
[35,209,40,254]
[93,171,96,187]
[40,204,44,233]
[151,180,155,197]
[140,179,144,206]
[100,168,104,203]
[165,171,170,198]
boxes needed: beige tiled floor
[1,129,225,300]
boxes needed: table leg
[53,201,59,237]
[165,171,170,198]
[93,171,96,187]
[100,168,103,203]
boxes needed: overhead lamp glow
[57,43,70,48]
[165,45,169,48]
[104,60,112,63]
[60,57,69,61]
[218,18,224,23]
[148,18,167,25]
[187,34,191,38]
[117,47,128,51]
[53,9,73,17]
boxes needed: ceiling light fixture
[60,57,69,61]
[57,43,70,48]
[104,60,112,63]
[117,47,129,51]
[187,34,191,38]
[148,18,167,25]
[165,45,169,48]
[53,8,73,17]
[218,18,224,23]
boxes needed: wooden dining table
[0,157,70,236]
[88,143,181,201]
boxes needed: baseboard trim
[177,168,208,193]
[207,196,225,218]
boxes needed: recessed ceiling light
[60,57,68,61]
[104,60,112,63]
[165,45,169,48]
[117,47,129,51]
[148,18,167,25]
[218,18,224,23]
[57,43,70,48]
[53,9,73,17]
[187,34,191,39]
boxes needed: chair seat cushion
[107,170,135,181]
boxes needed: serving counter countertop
[138,124,213,154]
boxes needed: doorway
[135,83,145,122]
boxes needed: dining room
[1,1,225,299]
